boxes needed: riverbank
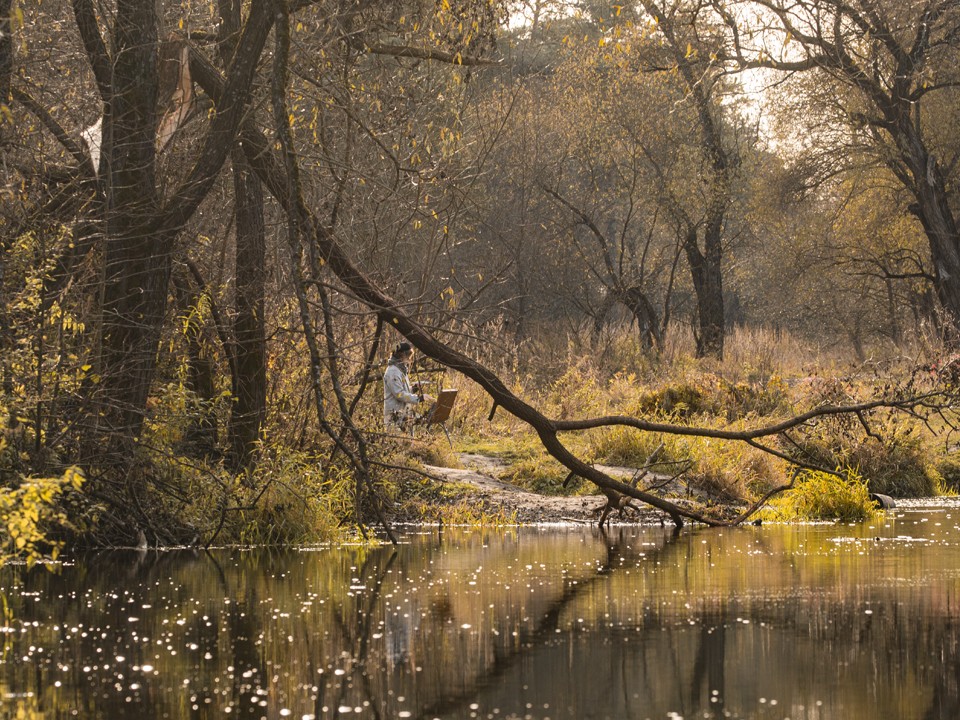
[417,453,692,525]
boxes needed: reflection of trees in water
[2,532,959,720]
[924,626,959,720]
[385,530,960,720]
[411,526,683,719]
[327,549,398,720]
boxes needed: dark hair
[394,342,412,357]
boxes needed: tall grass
[444,323,946,514]
[762,470,877,522]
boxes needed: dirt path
[422,454,669,525]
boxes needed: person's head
[393,342,413,360]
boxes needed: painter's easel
[420,388,458,447]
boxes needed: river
[1,503,959,719]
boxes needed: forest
[2,0,960,557]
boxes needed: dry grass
[439,323,949,518]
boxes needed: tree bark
[98,0,164,444]
[905,152,960,333]
[228,149,267,469]
[69,0,275,458]
[0,0,12,105]
[685,223,725,359]
[220,0,267,470]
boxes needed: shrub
[764,470,876,522]
[791,416,937,497]
[934,453,960,493]
[0,466,85,567]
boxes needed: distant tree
[715,0,960,336]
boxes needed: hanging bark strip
[70,0,275,459]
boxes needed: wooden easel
[420,388,458,447]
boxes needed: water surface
[1,507,959,719]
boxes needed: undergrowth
[3,323,954,561]
[452,325,950,520]
[761,470,877,523]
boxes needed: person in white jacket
[383,342,422,429]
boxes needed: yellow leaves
[0,467,85,569]
[441,286,457,310]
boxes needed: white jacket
[383,359,420,426]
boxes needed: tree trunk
[622,285,662,351]
[640,1,729,360]
[684,225,724,359]
[884,278,902,347]
[906,153,960,337]
[0,0,12,104]
[228,149,267,468]
[76,0,274,462]
[98,0,165,447]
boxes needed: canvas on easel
[421,389,458,446]
[426,389,458,424]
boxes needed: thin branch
[360,42,499,66]
[11,87,96,176]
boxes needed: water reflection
[0,511,958,719]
